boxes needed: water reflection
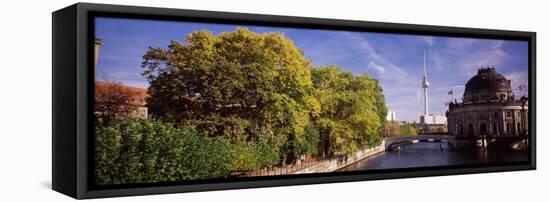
[338,142,528,172]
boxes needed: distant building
[419,114,447,133]
[420,114,447,125]
[386,111,397,121]
[95,81,149,119]
[122,84,148,119]
[446,67,528,140]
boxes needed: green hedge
[95,119,279,185]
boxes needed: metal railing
[244,156,333,177]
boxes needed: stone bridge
[384,133,528,151]
[385,133,455,151]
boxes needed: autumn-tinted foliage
[381,121,401,138]
[95,81,143,121]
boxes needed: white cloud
[446,39,507,76]
[340,32,413,85]
[368,62,386,74]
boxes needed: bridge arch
[385,134,455,151]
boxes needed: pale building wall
[386,111,397,121]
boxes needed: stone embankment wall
[291,140,385,174]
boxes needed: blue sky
[95,17,529,122]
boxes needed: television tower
[421,50,430,116]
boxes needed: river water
[338,142,528,172]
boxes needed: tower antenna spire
[424,50,427,77]
[421,50,430,116]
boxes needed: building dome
[463,67,514,103]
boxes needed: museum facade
[446,68,528,141]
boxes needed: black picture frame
[52,2,536,199]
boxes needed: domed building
[446,67,528,148]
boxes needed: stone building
[446,68,528,143]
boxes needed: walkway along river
[338,142,528,172]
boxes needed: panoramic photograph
[93,17,529,186]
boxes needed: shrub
[95,119,280,185]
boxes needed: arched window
[480,123,487,136]
[454,124,458,135]
[506,122,512,135]
[468,124,474,137]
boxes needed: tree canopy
[311,66,387,155]
[141,28,319,162]
[400,122,418,136]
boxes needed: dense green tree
[311,66,387,156]
[141,28,319,162]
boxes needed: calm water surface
[339,142,528,171]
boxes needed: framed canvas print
[52,3,536,199]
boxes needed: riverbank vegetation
[380,121,418,137]
[400,122,418,136]
[95,28,387,184]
